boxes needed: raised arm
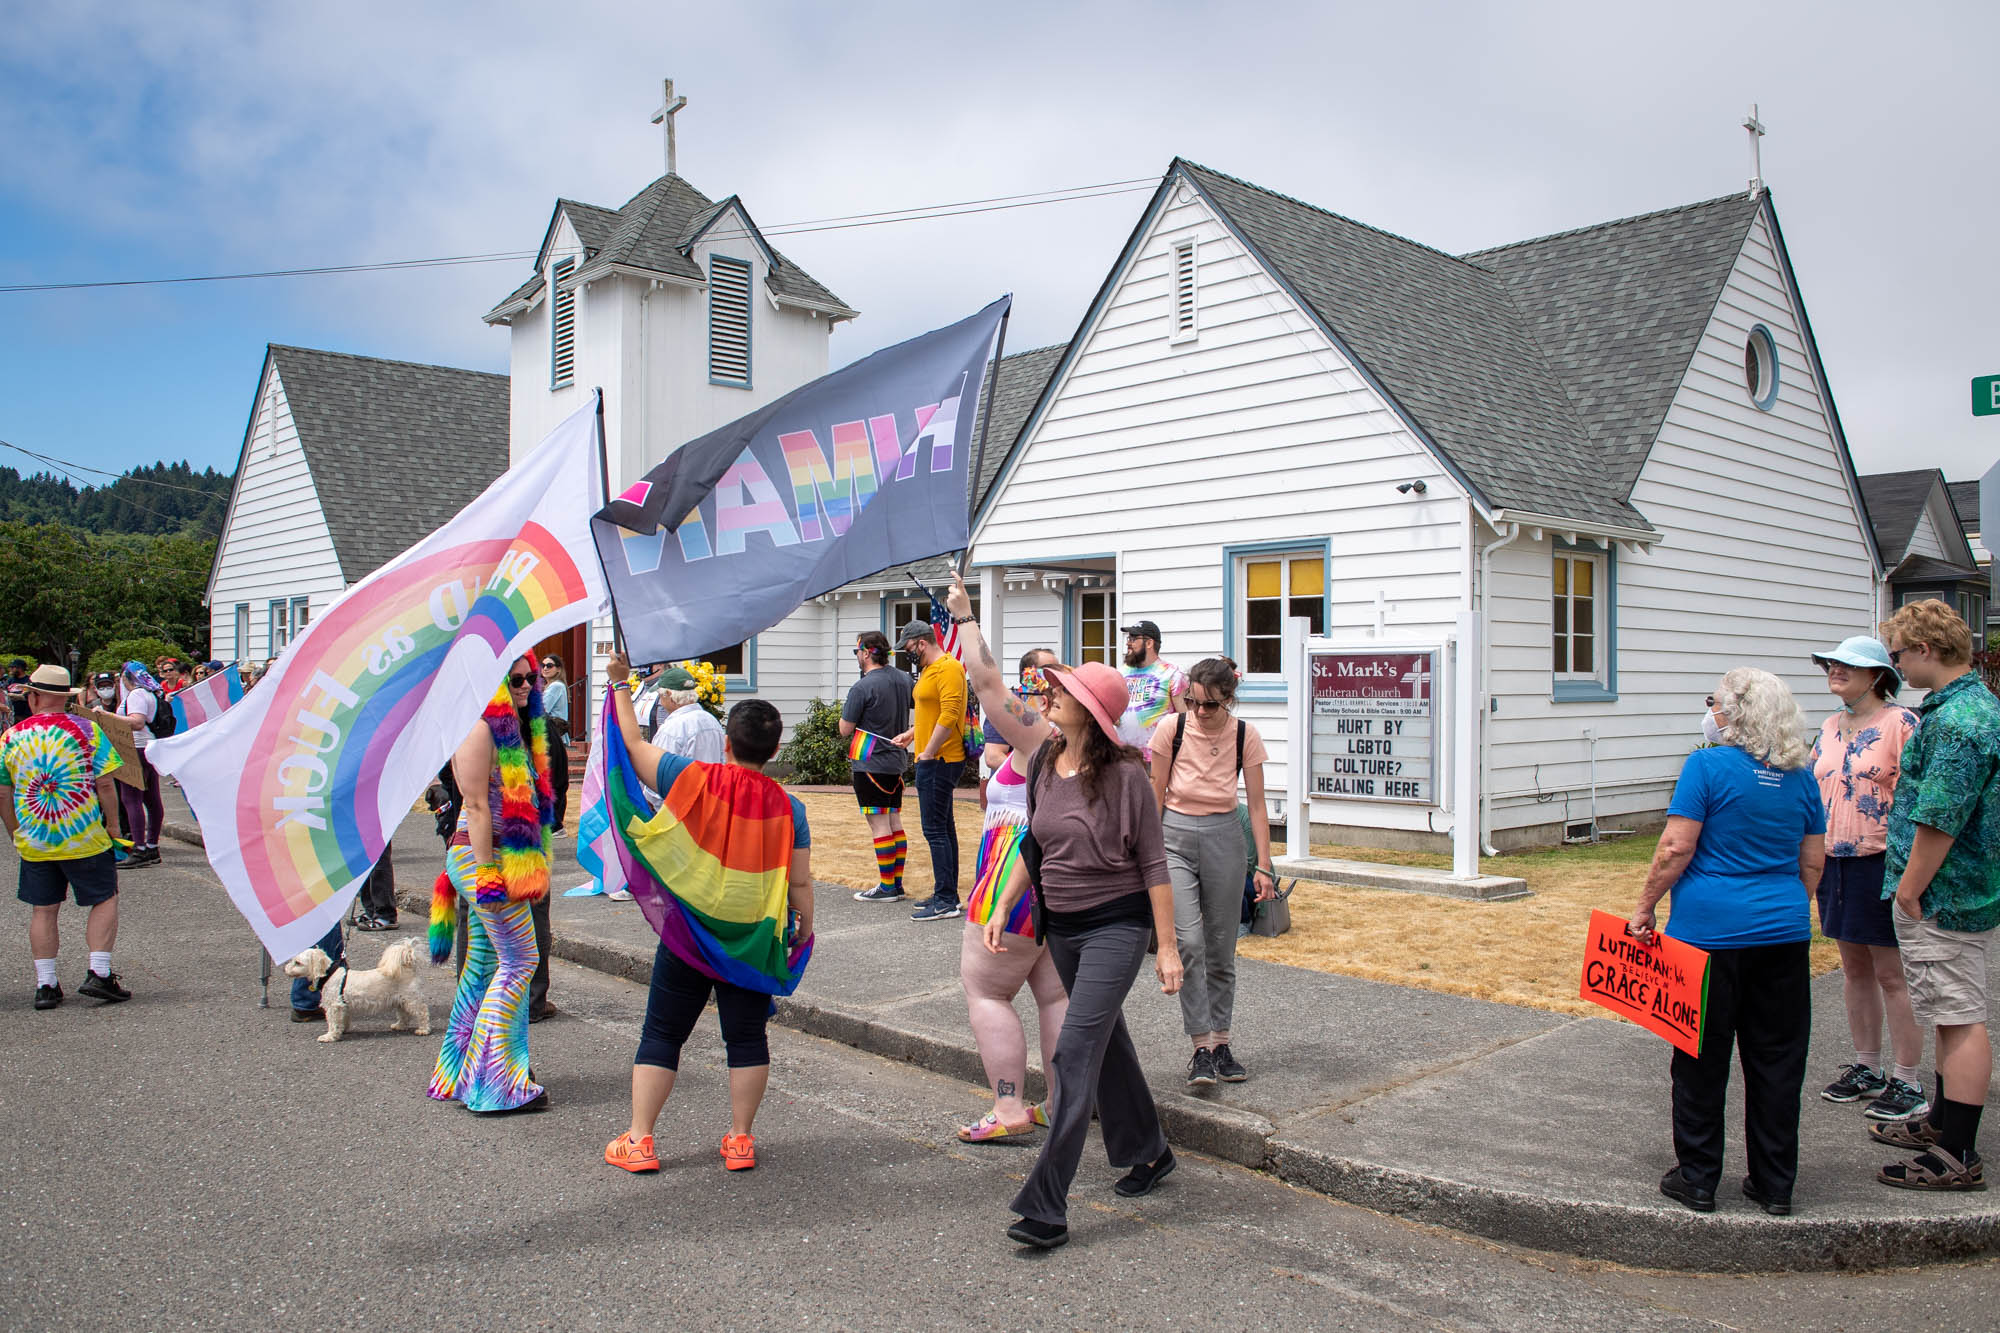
[946,567,1049,754]
[451,724,498,869]
[604,650,669,792]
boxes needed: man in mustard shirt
[896,621,968,921]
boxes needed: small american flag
[170,663,244,732]
[927,591,963,663]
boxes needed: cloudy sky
[3,1,1995,491]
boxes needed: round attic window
[1744,324,1779,411]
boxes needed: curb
[170,819,2000,1272]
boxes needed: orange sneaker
[720,1132,757,1171]
[605,1131,660,1173]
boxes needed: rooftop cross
[651,78,688,177]
[1742,103,1766,197]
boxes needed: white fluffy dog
[283,938,431,1043]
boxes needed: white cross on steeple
[1742,103,1766,197]
[651,78,688,177]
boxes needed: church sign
[1307,648,1438,805]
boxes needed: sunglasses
[507,673,533,688]
[1188,696,1228,713]
[1889,648,1906,665]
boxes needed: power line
[0,439,230,498]
[0,173,1164,294]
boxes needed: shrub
[87,637,191,680]
[779,698,851,786]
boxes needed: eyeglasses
[541,659,557,668]
[1704,696,1717,709]
[507,673,533,688]
[1889,648,1904,665]
[1188,697,1227,713]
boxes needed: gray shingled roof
[1892,554,1981,583]
[1178,162,1764,531]
[1858,468,1943,564]
[489,174,853,321]
[267,346,509,583]
[1467,195,1762,501]
[1948,479,1981,531]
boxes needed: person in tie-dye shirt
[1119,618,1186,746]
[0,665,129,1010]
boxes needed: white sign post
[1452,612,1480,880]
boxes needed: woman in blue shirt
[1630,667,1826,1216]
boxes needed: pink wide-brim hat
[1043,661,1130,742]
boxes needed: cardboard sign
[1579,910,1709,1057]
[74,706,144,791]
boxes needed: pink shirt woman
[1811,706,1920,858]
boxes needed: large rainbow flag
[601,700,812,995]
[148,400,609,963]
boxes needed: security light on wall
[1396,480,1428,495]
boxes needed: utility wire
[0,439,231,498]
[0,174,1164,294]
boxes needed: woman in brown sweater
[981,654,1181,1249]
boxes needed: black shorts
[852,770,904,812]
[18,850,119,908]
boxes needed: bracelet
[951,613,977,625]
[610,680,631,692]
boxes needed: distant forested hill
[0,462,233,536]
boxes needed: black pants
[357,843,397,921]
[1670,939,1811,1197]
[634,945,771,1069]
[548,723,570,831]
[1011,918,1168,1226]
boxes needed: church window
[1074,589,1117,666]
[233,604,250,661]
[1236,550,1326,676]
[1170,239,1198,343]
[709,255,753,387]
[549,257,577,389]
[1743,324,1778,411]
[1550,540,1617,701]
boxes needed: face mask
[1701,709,1725,745]
[96,688,116,703]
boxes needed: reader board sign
[1308,648,1437,804]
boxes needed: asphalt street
[6,844,2000,1331]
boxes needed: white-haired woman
[1631,667,1827,1217]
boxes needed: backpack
[147,687,178,739]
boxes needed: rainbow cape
[602,698,812,995]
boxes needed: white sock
[1855,1051,1881,1074]
[1893,1064,1924,1087]
[34,958,57,987]
[88,951,111,977]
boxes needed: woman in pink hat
[954,576,1182,1249]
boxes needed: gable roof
[1172,162,1769,533]
[264,346,510,583]
[487,174,854,324]
[1948,479,1981,533]
[1859,468,1948,564]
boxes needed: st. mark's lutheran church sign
[1307,648,1438,804]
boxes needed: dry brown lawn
[790,791,1838,1016]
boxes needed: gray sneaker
[1863,1078,1930,1122]
[1821,1062,1886,1103]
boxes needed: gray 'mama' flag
[594,295,1010,665]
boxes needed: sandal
[1030,1102,1049,1127]
[1878,1147,1986,1191]
[957,1111,1039,1143]
[1869,1118,1941,1149]
[355,916,394,932]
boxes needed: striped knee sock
[892,832,908,891]
[872,832,899,890]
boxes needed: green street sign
[1978,374,2000,417]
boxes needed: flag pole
[962,301,1012,554]
[592,387,626,655]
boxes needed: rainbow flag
[604,702,811,995]
[847,728,895,763]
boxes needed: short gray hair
[666,687,701,710]
[1715,667,1811,770]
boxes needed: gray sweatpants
[1164,809,1247,1037]
[1009,917,1169,1226]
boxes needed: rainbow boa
[599,695,812,995]
[429,680,556,963]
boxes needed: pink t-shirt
[1149,712,1269,815]
[1810,705,1920,858]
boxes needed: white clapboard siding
[1482,210,1875,835]
[1905,507,1949,562]
[977,186,1465,813]
[998,589,1063,667]
[728,604,830,742]
[208,365,348,663]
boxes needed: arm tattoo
[1003,694,1036,724]
[977,639,996,672]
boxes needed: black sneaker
[1821,1062,1886,1103]
[291,1006,325,1022]
[853,885,906,903]
[116,848,156,871]
[1211,1043,1247,1082]
[1006,1217,1069,1249]
[1741,1176,1792,1216]
[1658,1166,1715,1213]
[1114,1148,1176,1197]
[77,970,131,1003]
[33,983,62,1010]
[1186,1047,1217,1087]
[1863,1078,1929,1123]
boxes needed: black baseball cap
[897,621,936,645]
[1120,619,1162,644]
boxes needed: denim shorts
[17,850,119,908]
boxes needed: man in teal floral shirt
[1876,599,1999,1191]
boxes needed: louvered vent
[1172,240,1197,339]
[709,256,752,386]
[549,256,576,388]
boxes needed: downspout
[1478,519,1522,856]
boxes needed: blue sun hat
[1810,635,1900,694]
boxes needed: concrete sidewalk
[159,789,2000,1272]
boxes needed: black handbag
[1021,746,1049,942]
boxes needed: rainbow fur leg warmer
[429,871,457,964]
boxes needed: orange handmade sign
[1579,910,1710,1057]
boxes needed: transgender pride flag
[170,664,244,733]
